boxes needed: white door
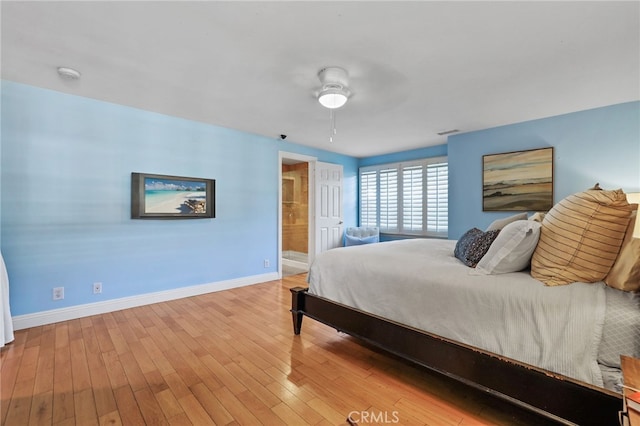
[315,161,344,254]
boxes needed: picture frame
[131,172,215,219]
[482,147,553,211]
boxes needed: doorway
[282,161,309,275]
[279,152,316,277]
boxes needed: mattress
[598,285,640,391]
[308,238,639,391]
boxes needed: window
[359,157,448,237]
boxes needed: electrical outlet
[264,259,270,268]
[53,287,64,300]
[93,282,102,294]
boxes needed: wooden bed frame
[290,287,622,426]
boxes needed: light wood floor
[1,274,555,425]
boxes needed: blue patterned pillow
[454,228,501,267]
[345,233,379,246]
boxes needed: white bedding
[307,238,606,387]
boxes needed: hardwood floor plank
[54,324,69,350]
[144,324,179,354]
[394,396,465,426]
[139,335,174,376]
[67,320,83,342]
[306,396,347,425]
[134,387,169,426]
[133,305,157,330]
[28,390,53,425]
[98,409,123,426]
[84,345,118,417]
[118,351,148,392]
[197,334,239,364]
[80,323,102,356]
[177,394,215,425]
[128,339,156,375]
[163,349,202,389]
[5,377,35,426]
[112,385,145,425]
[153,388,184,420]
[73,387,98,425]
[232,354,275,387]
[90,317,116,354]
[1,329,26,364]
[101,350,129,390]
[162,372,192,401]
[51,391,74,425]
[190,381,235,425]
[166,412,192,426]
[265,381,324,425]
[210,386,262,425]
[52,416,75,426]
[101,312,119,330]
[106,327,130,356]
[69,339,92,392]
[1,355,21,424]
[142,368,170,395]
[263,366,319,404]
[16,346,39,383]
[24,326,43,349]
[1,274,557,425]
[176,347,223,391]
[198,353,247,395]
[224,360,281,408]
[234,388,287,426]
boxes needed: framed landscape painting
[131,172,215,219]
[482,147,553,211]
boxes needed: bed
[290,189,640,425]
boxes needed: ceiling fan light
[318,88,348,109]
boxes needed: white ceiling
[2,1,638,158]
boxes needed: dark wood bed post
[290,287,307,335]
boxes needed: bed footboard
[290,287,621,426]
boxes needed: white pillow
[485,212,528,231]
[476,220,542,274]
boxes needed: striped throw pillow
[604,206,640,292]
[531,189,632,286]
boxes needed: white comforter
[308,238,606,387]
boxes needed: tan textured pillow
[604,206,640,291]
[486,212,528,231]
[531,189,632,286]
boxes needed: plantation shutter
[379,167,398,231]
[359,170,378,227]
[358,156,447,237]
[426,162,448,234]
[402,165,423,232]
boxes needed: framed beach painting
[482,147,553,211]
[131,172,215,219]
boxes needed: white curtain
[0,252,14,348]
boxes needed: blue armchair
[344,227,380,246]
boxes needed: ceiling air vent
[437,129,459,136]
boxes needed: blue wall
[448,101,640,239]
[2,80,637,318]
[0,81,357,316]
[358,144,447,168]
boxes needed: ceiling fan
[316,66,352,142]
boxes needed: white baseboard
[282,258,308,269]
[11,272,279,330]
